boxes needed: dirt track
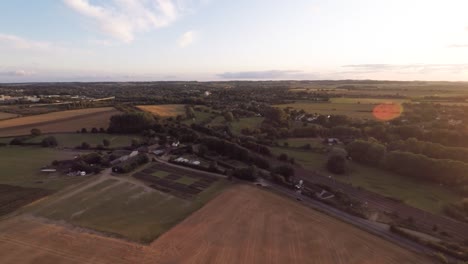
[0,185,434,264]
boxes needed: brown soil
[0,185,434,264]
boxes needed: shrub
[41,136,58,147]
[30,128,42,136]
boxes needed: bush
[112,153,149,173]
[9,137,24,145]
[327,155,346,174]
[30,128,41,136]
[273,165,295,182]
[80,142,91,149]
[91,127,98,133]
[233,166,258,181]
[41,136,58,147]
[103,139,110,147]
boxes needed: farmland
[274,100,376,119]
[0,146,86,190]
[0,185,433,264]
[21,133,139,148]
[136,104,185,117]
[27,165,228,243]
[0,111,17,120]
[0,107,120,137]
[146,185,433,263]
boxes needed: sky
[1,0,468,82]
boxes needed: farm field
[28,165,228,243]
[0,185,434,264]
[230,117,264,134]
[136,104,185,117]
[0,146,86,190]
[274,101,375,119]
[330,98,409,104]
[0,111,17,120]
[22,133,139,148]
[0,107,120,137]
[145,185,433,264]
[271,147,459,214]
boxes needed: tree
[103,139,110,147]
[91,127,98,133]
[273,165,295,182]
[80,142,90,149]
[185,106,196,119]
[278,153,289,161]
[108,112,155,133]
[327,155,346,174]
[224,111,234,122]
[30,128,42,136]
[41,136,58,147]
[131,139,140,147]
[81,128,88,133]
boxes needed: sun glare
[372,103,403,121]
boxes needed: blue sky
[1,0,468,82]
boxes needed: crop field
[133,163,220,200]
[0,107,120,137]
[271,147,459,214]
[146,185,433,264]
[0,111,17,120]
[0,185,433,264]
[21,133,139,148]
[0,184,51,217]
[330,98,409,104]
[136,104,185,117]
[274,101,375,119]
[0,146,86,190]
[28,165,228,243]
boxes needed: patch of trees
[112,153,149,173]
[200,136,270,170]
[388,138,468,163]
[273,164,295,182]
[346,140,386,166]
[30,128,41,136]
[291,124,328,138]
[239,140,271,156]
[41,136,58,147]
[108,112,156,133]
[233,166,258,181]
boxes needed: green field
[277,138,325,148]
[28,175,229,243]
[0,133,139,148]
[274,101,375,119]
[271,147,459,214]
[0,146,87,190]
[230,117,264,135]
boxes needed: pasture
[136,104,185,117]
[0,146,86,190]
[28,165,228,243]
[271,147,459,214]
[0,107,120,137]
[274,101,375,119]
[230,117,264,134]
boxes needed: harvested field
[274,101,375,119]
[145,185,433,264]
[0,107,120,137]
[0,185,434,264]
[136,105,185,117]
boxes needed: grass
[230,117,264,135]
[182,109,217,125]
[21,133,139,148]
[274,100,375,119]
[29,176,229,243]
[176,176,199,185]
[330,98,409,104]
[137,104,185,117]
[0,146,88,190]
[271,147,460,214]
[152,170,170,178]
[277,138,324,148]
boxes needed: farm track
[296,167,468,242]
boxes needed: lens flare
[372,103,403,121]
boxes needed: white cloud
[178,30,196,47]
[64,0,191,43]
[0,69,36,77]
[0,34,52,50]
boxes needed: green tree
[30,128,42,136]
[103,139,111,147]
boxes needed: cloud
[218,70,306,79]
[178,30,196,47]
[0,69,36,77]
[64,0,194,43]
[342,64,468,74]
[449,44,468,48]
[0,34,52,50]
